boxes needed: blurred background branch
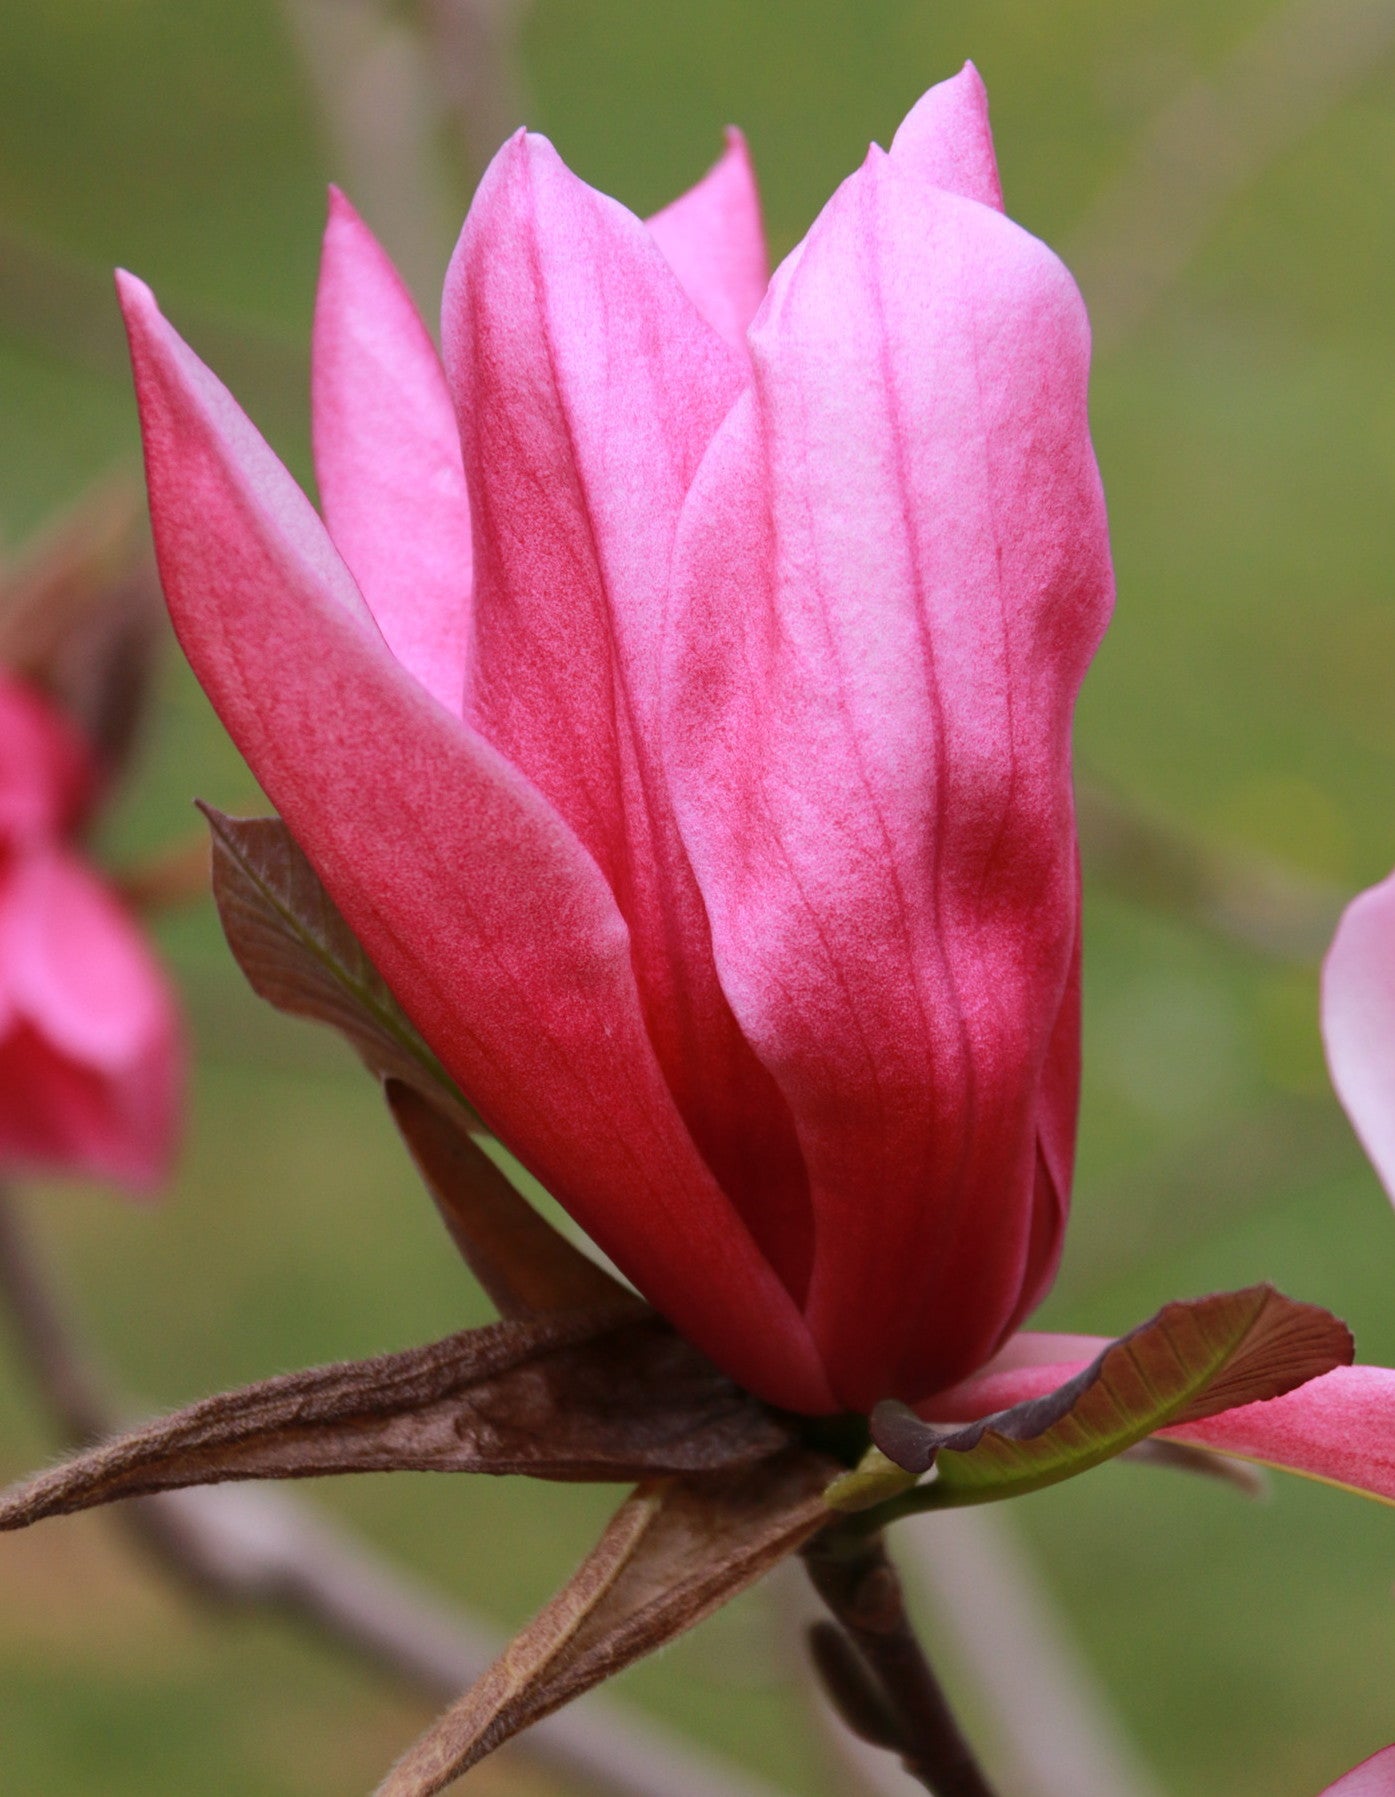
[0,1186,795,1797]
[420,0,534,187]
[1069,0,1395,354]
[904,1511,1167,1797]
[1077,780,1342,964]
[280,0,458,306]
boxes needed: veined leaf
[869,1286,1351,1512]
[0,1306,794,1527]
[202,807,478,1130]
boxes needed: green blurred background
[3,1,1395,1792]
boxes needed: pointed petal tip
[324,183,356,227]
[319,187,386,279]
[890,63,1003,210]
[464,128,568,233]
[115,271,171,377]
[496,126,554,173]
[718,124,754,168]
[113,268,154,318]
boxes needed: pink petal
[647,128,770,350]
[929,1336,1395,1506]
[0,1018,179,1193]
[1324,1748,1395,1795]
[0,848,171,1064]
[926,1333,1112,1420]
[0,671,91,846]
[889,61,1004,210]
[443,132,813,1297]
[1014,898,1084,1327]
[310,189,472,715]
[663,142,1112,1412]
[0,851,180,1193]
[1323,868,1395,1201]
[119,270,831,1414]
[1162,1366,1395,1504]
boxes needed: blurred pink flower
[1324,1747,1395,1794]
[0,670,180,1192]
[1324,870,1395,1201]
[118,63,1110,1414]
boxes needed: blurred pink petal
[1324,1748,1395,1794]
[119,270,830,1413]
[0,849,180,1192]
[312,187,472,714]
[662,133,1111,1412]
[2,849,171,1064]
[0,671,91,845]
[1324,868,1395,1201]
[647,127,770,349]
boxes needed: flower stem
[802,1528,998,1797]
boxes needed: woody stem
[803,1528,998,1797]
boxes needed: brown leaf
[871,1285,1352,1509]
[202,808,479,1131]
[376,1451,836,1796]
[385,1081,626,1320]
[0,477,164,780]
[0,1307,794,1529]
[205,812,635,1325]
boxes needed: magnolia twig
[803,1530,997,1797]
[0,1188,792,1797]
[1068,0,1395,353]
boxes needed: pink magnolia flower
[0,671,180,1192]
[1324,1748,1395,1795]
[118,64,1106,1416]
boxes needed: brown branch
[0,1187,793,1797]
[0,1188,111,1446]
[803,1530,998,1797]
